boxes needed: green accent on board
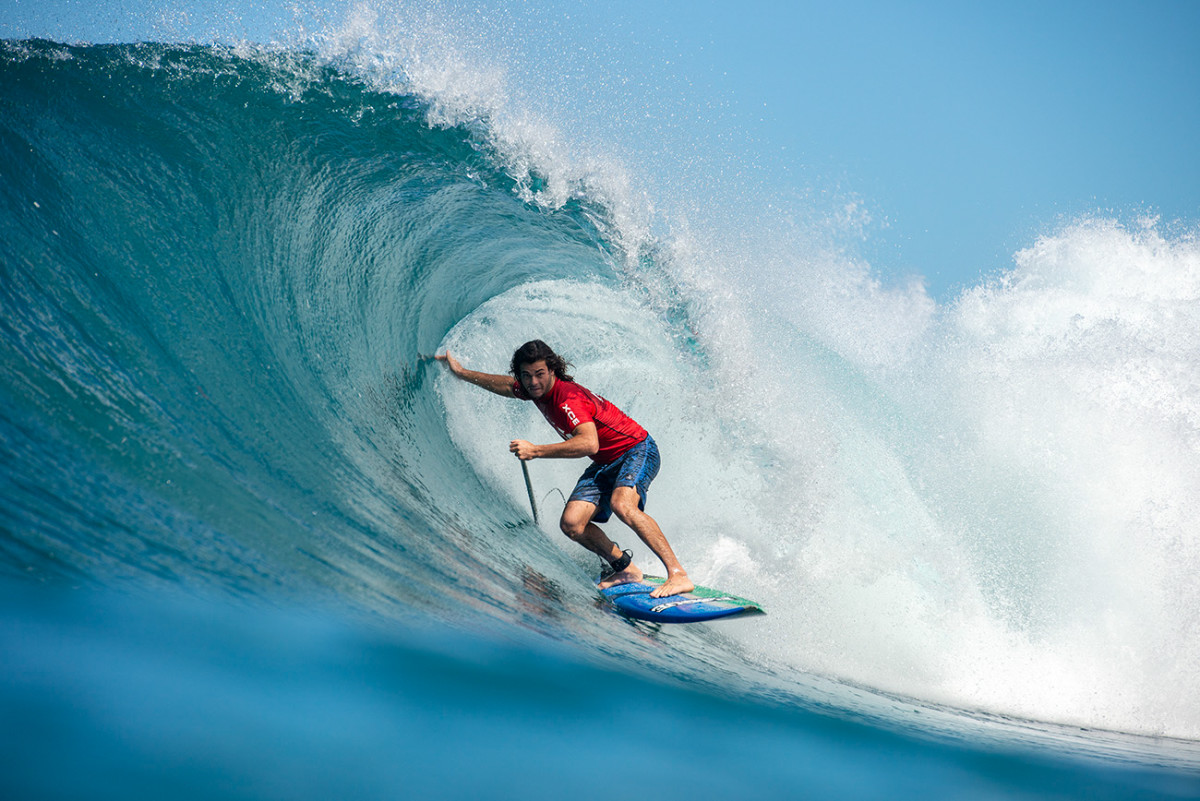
[640,576,764,613]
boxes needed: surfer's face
[518,360,555,400]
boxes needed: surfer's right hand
[435,351,463,374]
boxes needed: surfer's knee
[609,489,641,524]
[560,500,597,542]
[559,514,587,542]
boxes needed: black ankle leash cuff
[609,548,633,574]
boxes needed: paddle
[520,459,540,524]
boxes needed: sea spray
[667,214,1200,737]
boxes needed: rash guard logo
[561,403,579,428]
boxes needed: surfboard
[597,576,764,623]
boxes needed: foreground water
[4,582,1198,800]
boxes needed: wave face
[2,33,1199,798]
[1,38,607,607]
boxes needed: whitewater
[2,5,1199,799]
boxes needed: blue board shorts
[568,435,660,523]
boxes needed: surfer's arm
[435,352,515,397]
[510,423,598,460]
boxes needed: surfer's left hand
[509,439,538,460]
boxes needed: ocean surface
[2,31,1199,800]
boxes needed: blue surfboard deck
[597,576,764,623]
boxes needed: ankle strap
[609,548,633,573]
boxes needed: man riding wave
[437,340,694,598]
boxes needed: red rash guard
[513,378,647,465]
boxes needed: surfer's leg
[610,487,693,598]
[560,500,643,588]
[605,436,692,597]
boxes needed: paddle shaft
[520,460,540,524]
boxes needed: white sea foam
[704,216,1200,738]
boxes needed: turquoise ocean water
[2,35,1199,799]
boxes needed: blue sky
[4,0,1198,298]
[608,1,1200,296]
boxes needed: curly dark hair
[510,340,574,382]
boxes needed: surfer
[436,340,694,598]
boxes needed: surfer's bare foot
[597,562,643,590]
[650,571,694,598]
